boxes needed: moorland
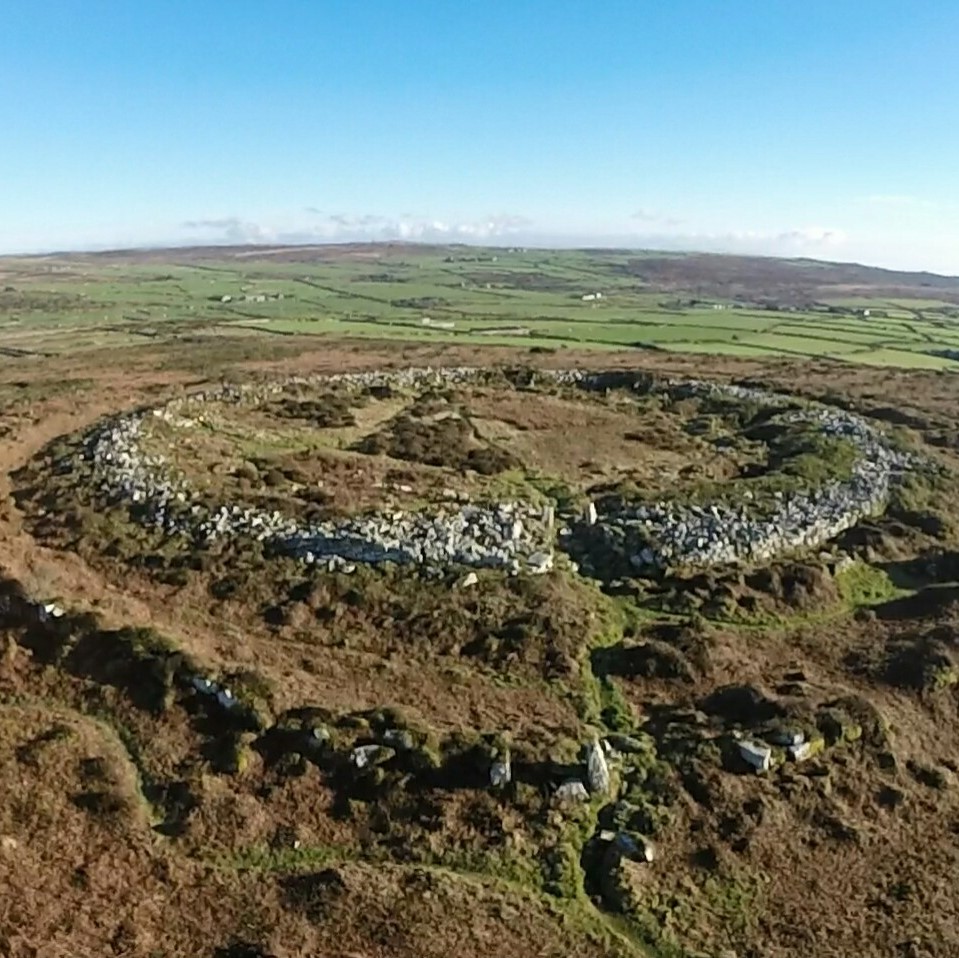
[2,244,959,958]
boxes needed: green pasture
[1,247,957,370]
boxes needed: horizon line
[3,238,958,282]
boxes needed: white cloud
[622,225,849,257]
[630,209,685,228]
[180,217,278,244]
[172,213,857,268]
[180,212,532,245]
[774,226,847,247]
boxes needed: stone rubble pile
[190,674,243,713]
[737,727,825,772]
[76,367,916,575]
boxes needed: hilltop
[1,249,959,957]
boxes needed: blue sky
[2,1,958,272]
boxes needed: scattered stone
[527,551,553,574]
[738,740,773,773]
[789,736,825,763]
[308,726,331,746]
[350,744,395,769]
[770,729,805,748]
[490,755,511,787]
[554,779,590,803]
[605,733,651,755]
[459,571,479,588]
[381,728,415,751]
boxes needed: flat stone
[382,728,415,751]
[770,730,805,748]
[527,551,553,574]
[351,744,395,769]
[789,737,825,763]
[739,740,773,773]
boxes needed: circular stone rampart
[77,367,915,575]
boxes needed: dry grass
[2,336,959,957]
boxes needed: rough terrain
[2,254,959,958]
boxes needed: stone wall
[75,367,916,575]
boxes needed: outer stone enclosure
[77,366,915,578]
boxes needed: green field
[2,246,959,369]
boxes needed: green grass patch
[835,561,905,607]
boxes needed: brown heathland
[2,333,959,958]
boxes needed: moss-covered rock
[816,708,862,747]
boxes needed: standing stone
[585,501,598,526]
[542,504,555,529]
[490,751,511,787]
[587,737,611,795]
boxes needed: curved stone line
[576,379,916,572]
[78,367,915,574]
